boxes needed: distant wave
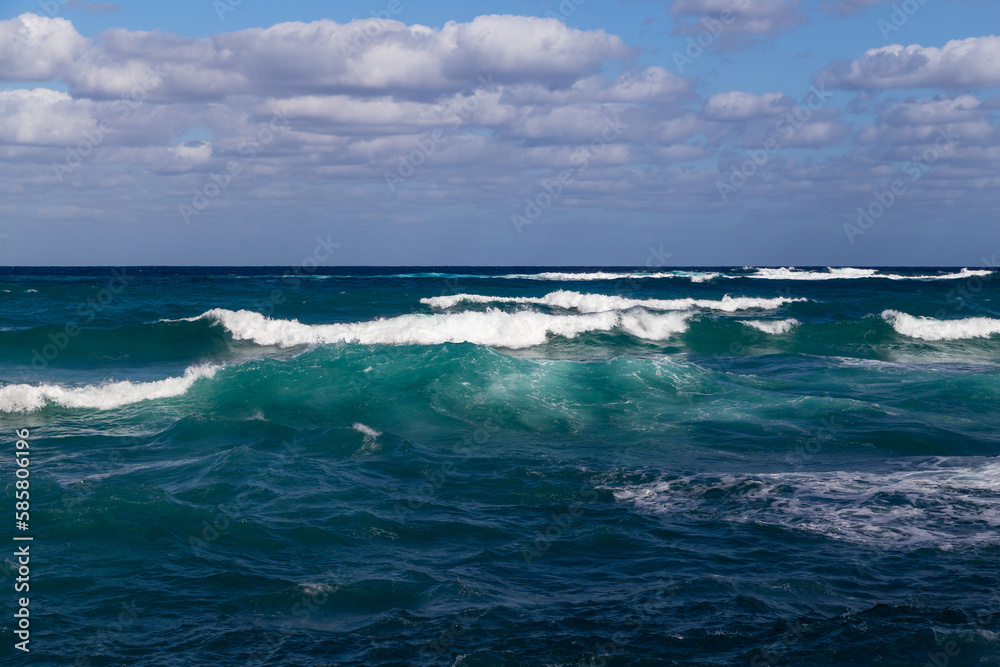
[882,310,1000,341]
[192,307,691,349]
[740,318,799,334]
[502,267,992,282]
[421,290,804,313]
[292,268,994,282]
[0,365,218,413]
[498,271,721,282]
[746,267,992,281]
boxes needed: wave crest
[740,318,799,334]
[196,307,691,349]
[749,267,992,281]
[0,365,218,413]
[421,290,804,313]
[882,310,1000,340]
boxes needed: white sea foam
[498,271,719,282]
[193,307,691,349]
[614,460,1000,549]
[745,267,992,281]
[882,310,1000,341]
[0,365,218,413]
[617,311,690,340]
[268,268,990,282]
[421,290,804,313]
[740,318,799,334]
[351,422,382,438]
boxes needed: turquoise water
[1,266,999,666]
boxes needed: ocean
[2,266,999,666]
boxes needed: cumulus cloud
[670,0,807,46]
[856,94,997,163]
[0,13,88,81]
[503,68,692,105]
[816,36,1000,89]
[819,0,893,15]
[820,0,984,16]
[0,89,96,145]
[0,13,632,101]
[1,9,998,259]
[702,91,793,121]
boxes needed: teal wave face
[4,299,1000,377]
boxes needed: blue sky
[1,0,998,265]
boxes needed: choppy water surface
[2,266,999,666]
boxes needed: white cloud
[0,88,95,145]
[702,91,793,121]
[858,94,996,155]
[1,9,998,253]
[819,0,892,15]
[670,0,806,45]
[503,68,691,105]
[1,14,632,102]
[0,13,89,81]
[817,36,1000,89]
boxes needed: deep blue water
[1,266,999,666]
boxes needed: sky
[0,0,998,266]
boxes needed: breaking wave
[0,365,218,413]
[189,307,691,349]
[421,290,804,313]
[882,310,1000,341]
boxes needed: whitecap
[0,365,218,413]
[740,318,799,334]
[421,290,804,313]
[192,307,691,349]
[743,267,992,281]
[882,310,1000,341]
[613,460,1000,549]
[351,422,382,438]
[498,271,718,282]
